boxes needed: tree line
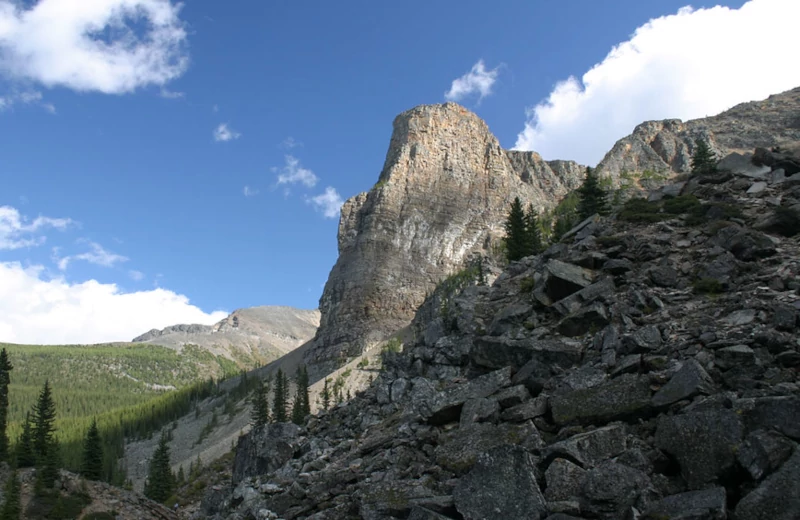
[504,139,716,260]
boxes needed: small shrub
[663,195,701,214]
[357,357,369,369]
[519,277,536,293]
[693,278,723,294]
[619,198,666,223]
[381,338,402,354]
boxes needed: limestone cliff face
[306,103,585,377]
[597,86,800,179]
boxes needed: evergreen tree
[250,379,270,428]
[176,466,185,486]
[290,365,311,425]
[504,197,528,262]
[32,380,57,460]
[80,419,104,481]
[321,379,331,411]
[144,432,175,503]
[691,138,717,175]
[577,167,609,220]
[272,369,288,423]
[15,413,35,468]
[0,349,12,464]
[524,204,544,255]
[0,470,20,520]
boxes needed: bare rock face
[597,86,800,180]
[133,306,320,367]
[306,103,585,377]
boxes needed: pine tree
[80,419,104,481]
[0,470,20,520]
[272,369,288,423]
[32,380,57,461]
[250,380,270,428]
[176,466,185,486]
[144,432,175,503]
[504,197,528,262]
[691,138,717,175]
[577,167,609,220]
[16,413,35,468]
[0,349,12,464]
[291,365,311,425]
[524,204,544,255]
[301,366,311,416]
[321,379,331,411]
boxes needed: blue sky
[1,0,798,344]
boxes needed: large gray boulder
[454,445,547,520]
[550,374,652,425]
[651,359,715,407]
[232,423,303,485]
[471,337,583,371]
[543,424,628,467]
[734,448,800,520]
[655,408,743,488]
[644,487,727,520]
[581,461,655,518]
[736,429,796,480]
[423,367,512,425]
[435,421,542,474]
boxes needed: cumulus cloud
[275,155,318,187]
[0,261,227,344]
[514,0,800,165]
[213,123,241,142]
[0,205,72,250]
[445,60,500,103]
[0,0,189,94]
[56,240,128,270]
[243,185,259,197]
[307,187,344,219]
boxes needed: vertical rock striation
[306,103,585,377]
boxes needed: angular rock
[471,337,583,371]
[737,429,796,480]
[581,461,654,518]
[655,408,743,488]
[648,265,679,287]
[709,226,776,261]
[715,344,755,370]
[552,277,615,316]
[603,258,634,275]
[493,385,531,408]
[424,367,512,425]
[512,357,552,396]
[747,181,768,194]
[557,303,610,338]
[459,397,500,427]
[644,487,727,520]
[408,506,454,520]
[391,378,409,402]
[772,303,797,331]
[717,152,771,178]
[541,259,596,302]
[543,424,628,467]
[723,309,756,326]
[734,448,800,520]
[550,374,652,425]
[501,396,548,422]
[737,396,800,441]
[652,359,715,407]
[544,458,587,502]
[232,423,302,485]
[622,325,663,354]
[489,303,532,336]
[435,421,542,475]
[454,445,547,520]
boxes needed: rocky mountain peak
[308,104,586,378]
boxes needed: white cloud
[129,270,145,281]
[445,60,500,103]
[514,0,800,165]
[0,205,72,250]
[56,240,128,270]
[159,87,184,99]
[0,89,55,113]
[0,262,227,344]
[0,0,189,94]
[275,155,318,187]
[213,123,240,142]
[308,187,343,219]
[243,185,259,197]
[280,136,302,149]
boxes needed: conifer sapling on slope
[272,369,288,423]
[0,348,12,464]
[32,380,60,489]
[321,378,331,411]
[0,470,21,520]
[250,379,270,428]
[525,203,544,255]
[691,138,717,175]
[291,365,311,425]
[144,431,175,503]
[16,413,35,468]
[577,166,609,220]
[80,418,104,481]
[503,196,528,262]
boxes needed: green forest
[0,342,240,484]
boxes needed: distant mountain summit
[133,306,320,367]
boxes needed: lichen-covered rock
[550,374,652,425]
[651,359,715,407]
[453,446,547,520]
[655,408,743,489]
[734,448,800,520]
[232,423,302,485]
